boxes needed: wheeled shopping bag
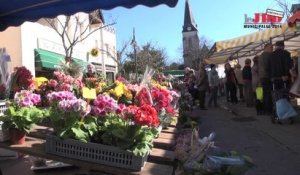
[271,80,297,124]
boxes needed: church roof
[183,0,197,32]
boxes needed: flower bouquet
[175,130,255,175]
[37,71,83,106]
[10,66,34,97]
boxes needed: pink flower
[48,79,58,87]
[14,90,41,107]
[92,94,119,117]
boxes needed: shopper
[234,64,244,101]
[252,56,263,114]
[187,69,197,101]
[195,62,209,110]
[208,64,220,107]
[242,59,253,107]
[269,41,293,88]
[225,63,238,104]
[258,43,273,114]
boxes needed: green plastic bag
[256,87,263,101]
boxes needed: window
[106,72,115,84]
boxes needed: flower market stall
[0,63,180,174]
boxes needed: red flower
[135,88,152,106]
[0,84,5,93]
[165,105,175,114]
[12,66,33,92]
[123,105,139,119]
[133,104,159,127]
[116,76,126,84]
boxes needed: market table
[0,125,177,175]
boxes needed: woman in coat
[225,63,238,104]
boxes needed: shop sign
[244,9,284,29]
[105,65,116,72]
[37,38,87,60]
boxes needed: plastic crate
[45,134,148,171]
[0,100,9,142]
[0,100,7,117]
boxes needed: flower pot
[9,128,26,145]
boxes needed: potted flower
[45,93,159,170]
[46,91,94,142]
[0,90,44,144]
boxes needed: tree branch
[75,22,116,45]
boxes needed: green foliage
[47,105,97,142]
[125,42,167,74]
[47,108,158,157]
[93,113,158,156]
[1,103,45,133]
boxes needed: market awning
[0,0,178,31]
[205,23,300,64]
[35,49,88,69]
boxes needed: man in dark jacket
[269,41,293,88]
[242,59,253,107]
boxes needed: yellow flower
[96,82,107,94]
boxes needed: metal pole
[134,44,137,81]
[132,28,138,81]
[148,52,150,67]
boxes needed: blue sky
[103,0,293,64]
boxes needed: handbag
[289,77,300,97]
[256,87,263,101]
[275,98,297,120]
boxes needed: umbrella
[0,0,178,31]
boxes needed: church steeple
[183,0,197,32]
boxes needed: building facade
[0,11,117,81]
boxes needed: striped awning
[205,23,300,64]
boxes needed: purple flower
[14,90,41,107]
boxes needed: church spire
[183,0,197,32]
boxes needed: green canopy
[35,49,88,69]
[163,70,185,77]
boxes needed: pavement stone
[192,97,300,175]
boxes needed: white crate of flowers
[0,100,9,141]
[45,91,159,170]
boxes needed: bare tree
[44,10,115,59]
[274,0,297,20]
[116,40,131,73]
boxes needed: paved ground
[189,98,300,175]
